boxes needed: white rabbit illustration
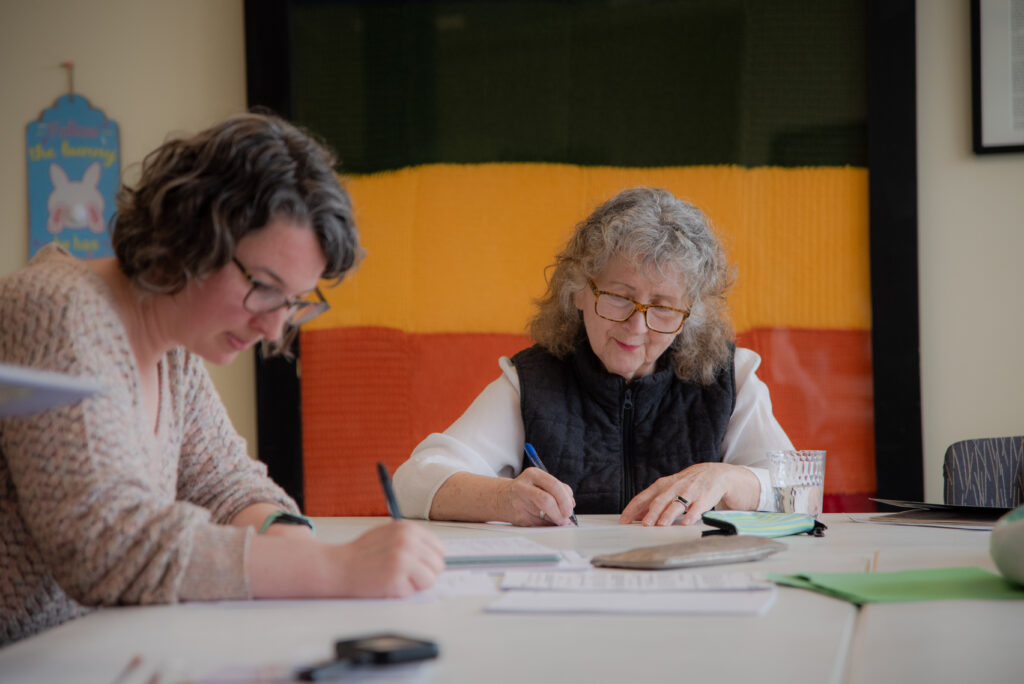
[47,162,105,234]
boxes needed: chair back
[943,437,1024,507]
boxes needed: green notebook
[769,566,1024,605]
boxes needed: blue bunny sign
[26,94,119,259]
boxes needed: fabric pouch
[590,534,785,570]
[701,511,827,538]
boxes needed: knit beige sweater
[0,245,298,645]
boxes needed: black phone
[335,633,439,665]
[297,634,439,680]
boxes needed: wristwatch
[258,510,315,535]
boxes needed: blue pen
[524,442,579,526]
[376,462,404,520]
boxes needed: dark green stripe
[288,0,866,173]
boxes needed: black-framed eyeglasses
[232,258,329,327]
[588,279,690,334]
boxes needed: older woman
[0,113,443,645]
[394,186,793,527]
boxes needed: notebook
[859,498,1011,530]
[871,498,1012,517]
[443,536,563,568]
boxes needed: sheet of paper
[426,571,499,597]
[500,570,772,592]
[432,518,627,533]
[485,586,777,615]
[0,362,101,416]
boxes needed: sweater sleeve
[1,260,257,606]
[393,357,525,519]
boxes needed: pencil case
[701,511,827,538]
[590,534,785,570]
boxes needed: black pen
[376,462,404,520]
[523,442,579,526]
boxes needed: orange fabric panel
[300,327,531,515]
[737,327,876,496]
[300,327,414,516]
[302,326,874,515]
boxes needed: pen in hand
[523,442,579,527]
[377,462,404,520]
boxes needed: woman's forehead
[594,254,685,293]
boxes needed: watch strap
[258,510,315,535]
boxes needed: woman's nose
[624,308,647,333]
[252,306,291,341]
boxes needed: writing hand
[329,520,445,598]
[500,467,576,527]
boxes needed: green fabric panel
[288,0,866,172]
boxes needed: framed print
[972,0,1024,153]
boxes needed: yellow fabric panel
[310,163,869,334]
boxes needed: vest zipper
[621,387,635,509]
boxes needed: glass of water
[768,450,826,517]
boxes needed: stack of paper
[486,569,777,616]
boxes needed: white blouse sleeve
[721,347,795,511]
[393,357,525,519]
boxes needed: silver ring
[538,510,546,520]
[675,495,690,509]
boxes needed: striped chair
[943,437,1024,508]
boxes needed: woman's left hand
[619,463,760,526]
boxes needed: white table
[0,514,1019,684]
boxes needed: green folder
[768,566,1024,605]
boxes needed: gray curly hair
[528,187,735,384]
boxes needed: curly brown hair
[529,187,735,384]
[112,112,361,297]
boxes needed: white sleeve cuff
[745,465,775,511]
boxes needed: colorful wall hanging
[26,80,120,259]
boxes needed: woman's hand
[327,521,446,598]
[499,467,576,527]
[619,463,760,526]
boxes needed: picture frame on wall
[972,0,1024,153]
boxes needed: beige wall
[2,0,1020,500]
[0,0,258,457]
[917,1,1024,500]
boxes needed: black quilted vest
[512,339,736,514]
